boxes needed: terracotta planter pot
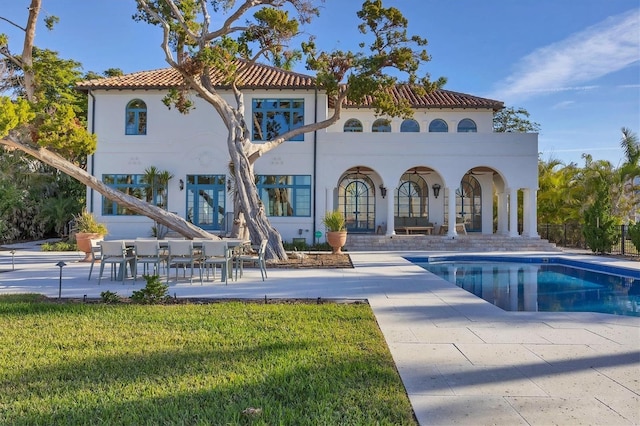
[326,231,347,254]
[75,232,103,262]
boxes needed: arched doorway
[338,169,376,233]
[396,170,429,218]
[455,174,482,232]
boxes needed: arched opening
[400,119,420,132]
[343,118,363,132]
[446,174,482,232]
[396,170,429,218]
[338,168,376,233]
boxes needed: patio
[1,242,638,425]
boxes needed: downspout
[312,86,318,244]
[88,90,96,213]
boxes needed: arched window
[372,118,391,132]
[343,119,363,132]
[400,119,420,132]
[125,99,147,135]
[428,119,448,132]
[395,172,429,218]
[455,174,481,232]
[338,170,376,233]
[457,118,477,133]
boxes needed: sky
[2,0,639,167]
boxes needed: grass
[0,294,416,425]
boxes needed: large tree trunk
[226,126,288,261]
[1,135,218,240]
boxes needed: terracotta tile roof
[76,61,316,90]
[77,62,503,110]
[343,85,504,110]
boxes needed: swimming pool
[408,255,640,317]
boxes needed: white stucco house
[77,62,539,245]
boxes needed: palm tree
[614,128,639,222]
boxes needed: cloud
[552,100,575,110]
[489,9,640,102]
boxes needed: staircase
[344,234,560,252]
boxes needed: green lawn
[0,294,416,425]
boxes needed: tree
[493,106,540,133]
[613,127,640,222]
[1,0,215,241]
[134,0,445,260]
[580,154,618,253]
[537,157,581,224]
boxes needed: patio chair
[235,239,268,281]
[134,239,165,279]
[87,237,104,280]
[166,240,199,284]
[199,240,231,285]
[98,240,135,284]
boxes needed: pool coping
[406,253,640,279]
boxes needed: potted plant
[322,210,347,254]
[73,210,108,262]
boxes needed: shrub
[130,275,170,304]
[628,222,640,252]
[100,290,121,304]
[41,241,78,251]
[322,210,346,232]
[73,210,108,235]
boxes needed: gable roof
[77,61,503,110]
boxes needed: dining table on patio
[100,237,251,281]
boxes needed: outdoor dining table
[103,238,251,281]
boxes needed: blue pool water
[408,256,640,317]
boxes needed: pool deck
[1,243,639,425]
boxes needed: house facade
[78,63,539,244]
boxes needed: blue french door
[186,175,226,231]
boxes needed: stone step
[343,234,559,252]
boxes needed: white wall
[88,88,538,242]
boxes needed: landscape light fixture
[56,261,66,299]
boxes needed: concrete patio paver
[1,245,638,425]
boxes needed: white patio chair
[199,240,231,285]
[87,237,104,280]
[98,240,135,284]
[134,239,165,278]
[166,240,199,284]
[235,239,268,281]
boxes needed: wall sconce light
[379,184,387,199]
[179,179,184,191]
[432,183,441,198]
[227,179,232,191]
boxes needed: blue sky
[2,0,639,167]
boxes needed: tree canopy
[493,106,541,133]
[134,0,446,260]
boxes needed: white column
[522,188,539,237]
[508,187,519,237]
[386,191,395,235]
[497,190,508,235]
[447,187,458,237]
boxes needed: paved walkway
[1,243,638,425]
